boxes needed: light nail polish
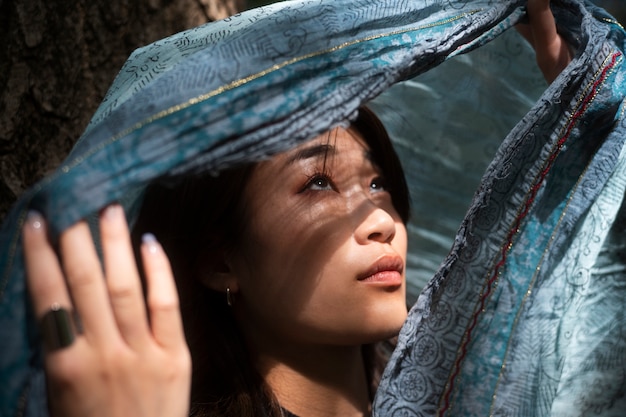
[142,233,159,254]
[26,211,44,230]
[102,204,122,220]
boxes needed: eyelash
[300,171,388,194]
[301,171,335,192]
[370,176,387,192]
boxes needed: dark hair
[131,107,410,417]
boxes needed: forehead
[241,127,378,204]
[270,126,370,168]
[241,127,372,199]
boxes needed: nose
[354,203,397,245]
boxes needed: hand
[516,0,573,83]
[22,205,191,417]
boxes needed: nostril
[368,228,395,243]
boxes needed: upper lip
[357,254,404,280]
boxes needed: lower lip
[359,271,403,286]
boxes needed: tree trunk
[0,0,243,220]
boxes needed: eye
[370,176,388,193]
[302,173,335,192]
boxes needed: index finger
[22,211,73,320]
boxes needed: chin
[360,309,408,344]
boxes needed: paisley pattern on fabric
[0,1,624,417]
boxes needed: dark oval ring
[39,303,76,351]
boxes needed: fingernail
[102,204,123,221]
[26,211,44,231]
[142,233,159,254]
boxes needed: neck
[255,343,371,417]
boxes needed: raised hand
[23,205,191,417]
[517,0,573,83]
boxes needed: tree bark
[0,0,243,220]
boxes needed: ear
[195,248,240,293]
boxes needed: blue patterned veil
[1,0,626,416]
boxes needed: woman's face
[228,126,408,350]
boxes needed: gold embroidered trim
[600,17,624,31]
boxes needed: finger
[141,234,186,351]
[23,212,73,318]
[59,219,118,343]
[100,205,150,347]
[22,212,76,352]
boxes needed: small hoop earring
[226,287,233,307]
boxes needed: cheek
[231,213,361,341]
[235,210,353,302]
[238,189,356,279]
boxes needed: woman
[25,107,407,416]
[19,1,576,417]
[25,106,409,417]
[130,107,410,416]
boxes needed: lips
[358,254,404,285]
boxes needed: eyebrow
[285,143,336,165]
